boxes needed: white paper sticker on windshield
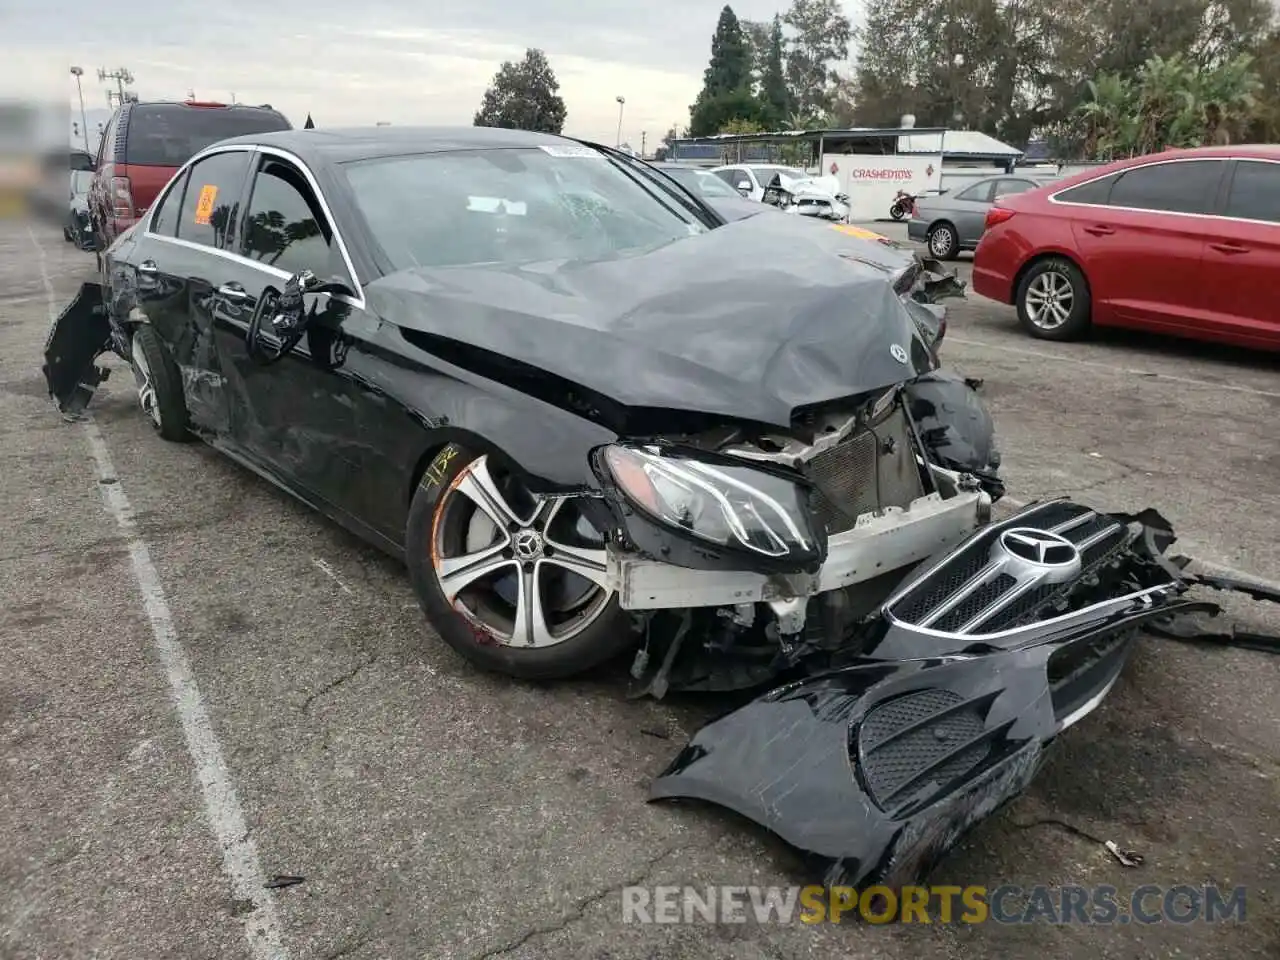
[538,144,604,158]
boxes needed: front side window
[239,159,334,277]
[342,145,707,271]
[1223,160,1280,224]
[1106,160,1224,215]
[175,151,251,249]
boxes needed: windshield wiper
[573,139,726,230]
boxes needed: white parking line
[27,225,289,960]
[947,336,1280,400]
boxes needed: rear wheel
[130,324,190,441]
[889,202,907,221]
[405,445,635,679]
[927,221,959,259]
[1015,257,1092,341]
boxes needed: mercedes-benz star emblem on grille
[999,528,1079,567]
[890,343,909,364]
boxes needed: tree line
[679,0,1280,160]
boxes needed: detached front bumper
[650,498,1208,888]
[609,470,991,624]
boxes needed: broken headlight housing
[602,445,820,560]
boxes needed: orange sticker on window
[193,184,218,225]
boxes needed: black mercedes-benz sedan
[42,125,1223,889]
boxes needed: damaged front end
[41,281,113,418]
[649,498,1213,888]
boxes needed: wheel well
[927,219,953,234]
[1012,252,1090,303]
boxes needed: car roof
[1048,144,1280,191]
[213,126,580,166]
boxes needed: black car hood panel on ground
[368,214,936,430]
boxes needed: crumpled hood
[368,213,935,429]
[776,172,842,199]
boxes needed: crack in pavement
[472,845,687,959]
[301,656,377,713]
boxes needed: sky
[2,0,866,149]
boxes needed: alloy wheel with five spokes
[431,454,615,650]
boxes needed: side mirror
[269,269,320,337]
[736,180,751,192]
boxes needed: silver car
[907,175,1041,259]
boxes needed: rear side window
[956,180,995,202]
[175,151,251,249]
[1055,173,1120,205]
[239,159,335,277]
[1224,160,1280,224]
[1106,160,1224,215]
[125,105,291,167]
[149,171,188,237]
[993,179,1036,199]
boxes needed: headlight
[602,445,819,559]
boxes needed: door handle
[137,260,158,275]
[1210,241,1249,255]
[1082,224,1115,236]
[217,283,249,302]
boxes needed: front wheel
[405,445,636,679]
[1015,258,1092,341]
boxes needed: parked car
[972,145,1280,349]
[908,174,1041,259]
[710,163,851,221]
[648,161,767,221]
[87,100,292,255]
[65,169,94,249]
[40,126,1212,891]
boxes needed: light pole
[615,96,625,148]
[70,66,90,154]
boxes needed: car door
[1192,158,1280,347]
[119,149,253,436]
[210,151,390,530]
[1064,158,1224,330]
[945,179,996,245]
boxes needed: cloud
[5,1,861,145]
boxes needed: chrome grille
[802,406,925,535]
[885,500,1132,637]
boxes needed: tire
[1015,257,1092,341]
[926,221,960,259]
[889,202,906,221]
[63,226,74,242]
[405,443,636,680]
[129,324,190,441]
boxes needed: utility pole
[70,66,91,154]
[640,131,647,158]
[98,67,134,107]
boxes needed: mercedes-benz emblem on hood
[999,528,1080,568]
[890,343,909,364]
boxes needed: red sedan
[972,145,1280,350]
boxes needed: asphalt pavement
[2,217,1278,959]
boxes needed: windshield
[759,167,809,182]
[70,170,94,194]
[343,146,708,270]
[661,167,738,199]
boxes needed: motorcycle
[889,189,917,221]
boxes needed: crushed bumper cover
[649,498,1212,887]
[41,281,112,417]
